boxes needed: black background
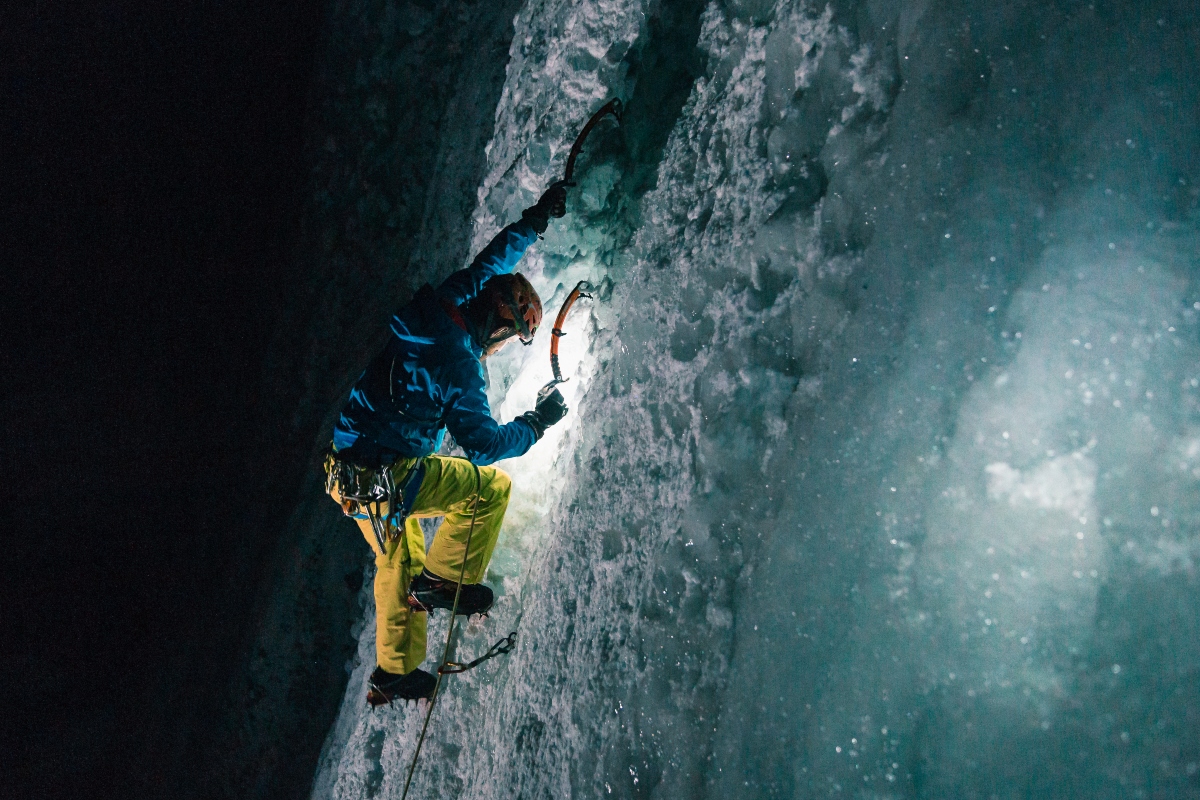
[3,0,324,795]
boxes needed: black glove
[519,388,568,439]
[521,181,571,234]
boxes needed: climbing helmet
[486,273,542,345]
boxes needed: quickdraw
[438,631,518,675]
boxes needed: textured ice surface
[312,0,1200,797]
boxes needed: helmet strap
[461,297,492,349]
[472,304,518,355]
[505,298,534,344]
[462,283,533,353]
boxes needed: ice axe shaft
[539,279,594,400]
[562,98,622,184]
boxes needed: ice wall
[312,0,1200,797]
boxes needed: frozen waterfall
[310,0,1200,797]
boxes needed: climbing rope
[401,463,513,800]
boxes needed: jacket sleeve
[442,355,539,465]
[435,218,540,307]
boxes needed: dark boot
[406,568,494,615]
[366,666,436,706]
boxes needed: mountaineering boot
[367,665,436,706]
[406,568,494,615]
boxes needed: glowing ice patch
[483,251,607,566]
[985,453,1096,518]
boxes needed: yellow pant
[328,455,511,674]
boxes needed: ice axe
[562,97,622,184]
[538,279,596,402]
[537,99,621,402]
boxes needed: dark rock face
[4,1,518,797]
[3,1,322,797]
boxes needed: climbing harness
[324,451,419,555]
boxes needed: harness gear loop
[400,462,483,800]
[324,451,417,555]
[438,631,518,675]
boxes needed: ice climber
[324,183,571,706]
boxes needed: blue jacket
[332,219,541,466]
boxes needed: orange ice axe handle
[539,280,595,401]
